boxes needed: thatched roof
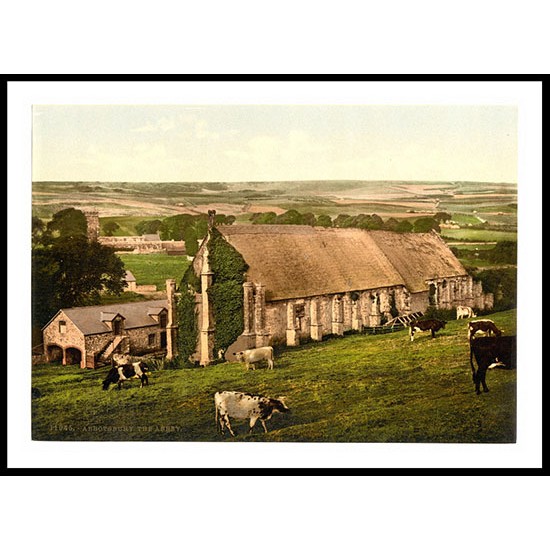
[216,225,466,301]
[368,231,468,293]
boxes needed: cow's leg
[474,372,483,395]
[431,329,436,338]
[480,368,489,393]
[249,416,259,434]
[267,359,274,370]
[260,419,268,433]
[224,415,236,437]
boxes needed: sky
[32,104,517,183]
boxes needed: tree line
[249,209,451,233]
[32,208,126,329]
[134,213,236,256]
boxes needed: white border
[8,80,542,469]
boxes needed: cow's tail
[469,343,476,383]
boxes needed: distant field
[118,253,190,289]
[31,309,517,443]
[32,180,517,230]
[441,228,517,242]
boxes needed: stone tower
[83,209,100,241]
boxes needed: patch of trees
[249,210,447,233]
[451,241,517,265]
[102,220,120,236]
[32,208,126,329]
[469,267,517,312]
[137,213,236,257]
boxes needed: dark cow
[409,319,446,342]
[102,361,149,390]
[469,335,516,394]
[214,391,290,436]
[468,319,503,341]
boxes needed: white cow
[214,391,289,436]
[456,305,477,320]
[234,346,275,370]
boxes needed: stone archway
[65,347,82,366]
[46,344,63,363]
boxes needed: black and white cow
[102,361,149,390]
[469,335,516,394]
[234,346,275,370]
[214,391,289,436]
[409,319,446,342]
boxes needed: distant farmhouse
[191,223,493,365]
[83,209,186,255]
[42,281,178,369]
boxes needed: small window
[295,304,305,318]
[148,333,156,346]
[159,312,167,329]
[59,320,66,334]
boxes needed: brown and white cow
[234,346,275,370]
[409,319,446,342]
[214,391,289,436]
[468,319,502,341]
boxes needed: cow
[234,346,275,370]
[111,353,132,366]
[468,319,502,341]
[409,319,446,342]
[214,391,290,436]
[102,361,149,390]
[456,305,476,320]
[469,335,516,394]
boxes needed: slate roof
[44,299,167,335]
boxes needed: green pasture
[441,228,517,242]
[31,309,517,443]
[119,253,190,289]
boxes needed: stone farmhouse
[191,224,493,365]
[42,281,178,368]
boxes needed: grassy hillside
[119,254,190,289]
[32,310,516,443]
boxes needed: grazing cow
[456,305,476,320]
[409,319,446,342]
[234,346,275,370]
[214,391,289,436]
[469,335,516,394]
[468,319,502,341]
[102,361,149,390]
[111,353,132,366]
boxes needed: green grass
[32,310,517,443]
[441,228,517,242]
[118,254,190,289]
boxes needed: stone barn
[189,224,493,365]
[42,280,178,368]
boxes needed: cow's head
[234,351,244,363]
[274,396,290,413]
